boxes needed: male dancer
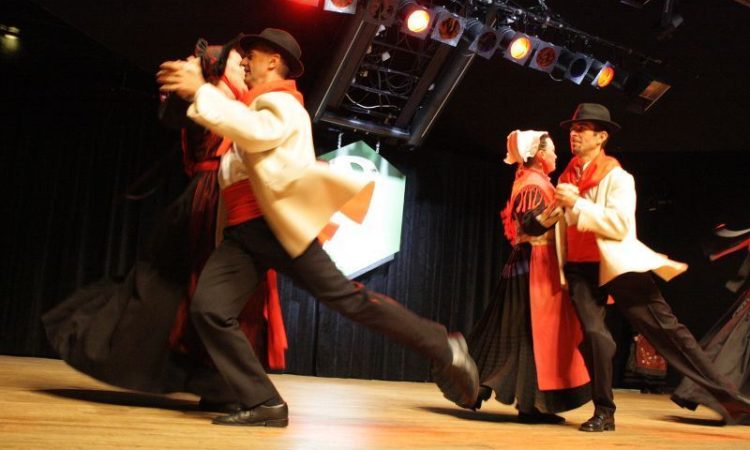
[555,103,750,431]
[157,28,478,427]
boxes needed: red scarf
[220,75,245,102]
[558,150,620,195]
[558,150,621,262]
[215,79,304,156]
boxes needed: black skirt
[672,287,750,420]
[42,176,233,400]
[468,244,590,414]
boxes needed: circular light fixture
[534,47,557,70]
[437,16,461,40]
[406,8,431,33]
[597,66,615,88]
[508,36,532,60]
[569,57,589,78]
[476,30,498,53]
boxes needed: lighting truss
[309,0,475,147]
[310,0,671,148]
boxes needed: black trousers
[190,218,452,408]
[565,263,738,417]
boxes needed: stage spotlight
[566,54,593,85]
[503,32,537,66]
[400,0,433,39]
[324,0,358,14]
[430,9,466,47]
[0,24,20,37]
[0,24,21,55]
[624,72,671,112]
[550,49,593,85]
[589,61,616,89]
[528,41,561,73]
[465,20,501,59]
[365,0,398,25]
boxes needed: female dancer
[672,226,750,423]
[468,130,590,423]
[43,38,285,409]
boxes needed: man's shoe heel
[266,418,289,427]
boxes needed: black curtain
[3,1,749,386]
[0,3,179,355]
[279,143,507,381]
[0,2,511,382]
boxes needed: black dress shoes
[212,402,289,427]
[432,333,480,409]
[579,413,615,432]
[198,398,243,414]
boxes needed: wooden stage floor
[1,356,748,449]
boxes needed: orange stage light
[508,36,532,60]
[406,8,431,33]
[596,66,615,88]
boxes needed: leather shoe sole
[212,402,289,427]
[579,415,615,432]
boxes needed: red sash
[221,181,263,226]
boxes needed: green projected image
[318,141,406,278]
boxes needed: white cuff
[191,83,221,124]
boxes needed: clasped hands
[156,57,205,101]
[535,183,580,228]
[554,183,580,209]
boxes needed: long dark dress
[42,110,274,402]
[672,248,750,420]
[468,167,590,414]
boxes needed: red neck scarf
[220,74,245,101]
[241,79,304,106]
[216,79,304,156]
[558,150,621,195]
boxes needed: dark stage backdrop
[2,1,748,386]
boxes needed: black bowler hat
[239,28,304,78]
[560,103,621,133]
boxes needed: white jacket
[557,166,687,286]
[187,84,374,258]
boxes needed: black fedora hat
[239,28,304,78]
[560,103,621,133]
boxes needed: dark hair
[523,133,551,167]
[591,123,610,149]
